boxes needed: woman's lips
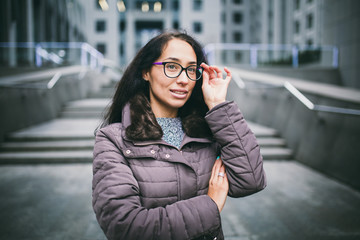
[170,89,188,99]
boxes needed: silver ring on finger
[218,172,225,177]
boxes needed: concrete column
[9,22,16,67]
[126,13,135,63]
[26,0,34,66]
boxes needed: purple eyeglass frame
[153,62,203,81]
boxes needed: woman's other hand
[200,63,231,110]
[207,157,229,212]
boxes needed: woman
[92,31,266,240]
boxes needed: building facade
[0,0,87,67]
[1,0,359,88]
[86,0,221,66]
[83,0,120,64]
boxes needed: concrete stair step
[0,140,95,152]
[63,98,110,111]
[6,119,99,142]
[88,88,114,98]
[248,122,279,137]
[257,137,286,147]
[59,98,110,118]
[260,147,293,160]
[0,150,93,164]
[60,111,104,118]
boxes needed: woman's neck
[151,104,178,118]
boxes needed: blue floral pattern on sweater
[156,117,184,149]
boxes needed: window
[117,1,126,12]
[136,1,164,12]
[119,20,126,32]
[294,21,300,34]
[233,32,242,43]
[294,0,300,10]
[95,0,101,9]
[235,52,243,62]
[233,12,243,24]
[119,43,124,56]
[193,0,202,11]
[233,0,242,4]
[173,0,179,10]
[307,14,313,29]
[153,2,162,12]
[222,52,227,63]
[96,20,106,32]
[96,43,106,54]
[97,0,109,11]
[306,39,313,46]
[173,21,179,29]
[222,32,226,42]
[222,12,226,24]
[193,22,202,33]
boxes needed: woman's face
[143,38,198,118]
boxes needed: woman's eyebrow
[164,57,197,65]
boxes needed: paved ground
[0,161,359,240]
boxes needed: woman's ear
[142,71,150,81]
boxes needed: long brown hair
[100,31,211,137]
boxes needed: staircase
[0,86,293,163]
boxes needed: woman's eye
[166,64,178,71]
[188,66,196,74]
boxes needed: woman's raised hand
[207,158,229,212]
[200,63,232,110]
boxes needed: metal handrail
[0,66,87,89]
[284,82,360,116]
[0,42,104,69]
[204,43,339,68]
[0,72,63,89]
[232,76,360,116]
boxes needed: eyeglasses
[153,62,204,81]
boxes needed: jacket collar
[121,102,132,129]
[122,93,213,144]
[122,101,213,148]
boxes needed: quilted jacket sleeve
[205,101,267,197]
[92,126,221,240]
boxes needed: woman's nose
[176,70,189,84]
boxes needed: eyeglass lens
[164,62,203,80]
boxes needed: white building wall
[179,0,221,46]
[83,0,120,64]
[292,0,322,46]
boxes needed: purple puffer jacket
[92,101,266,240]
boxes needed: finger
[200,63,211,85]
[210,66,223,79]
[202,70,209,86]
[214,158,222,173]
[206,66,217,79]
[218,164,226,182]
[224,67,232,82]
[210,158,221,180]
[200,62,210,70]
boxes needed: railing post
[35,44,42,67]
[292,46,299,68]
[90,49,97,69]
[332,46,339,68]
[250,45,258,68]
[81,43,88,66]
[204,43,216,65]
